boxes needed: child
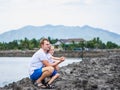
[47,45,65,70]
[45,45,65,86]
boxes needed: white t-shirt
[47,53,54,63]
[29,48,48,75]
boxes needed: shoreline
[0,49,120,58]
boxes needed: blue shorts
[30,67,43,80]
[50,70,57,77]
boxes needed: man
[29,38,64,89]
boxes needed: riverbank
[1,54,120,90]
[0,49,120,58]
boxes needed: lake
[0,57,81,87]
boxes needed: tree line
[62,37,120,50]
[0,37,119,50]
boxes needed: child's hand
[60,56,65,62]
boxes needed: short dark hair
[40,38,49,47]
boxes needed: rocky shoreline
[0,53,120,90]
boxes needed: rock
[0,55,120,90]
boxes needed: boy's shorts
[50,70,57,77]
[30,67,43,80]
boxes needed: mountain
[0,24,120,45]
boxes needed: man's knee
[47,66,54,73]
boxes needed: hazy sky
[0,0,120,34]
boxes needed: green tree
[29,38,39,49]
[48,37,58,44]
[106,41,118,49]
[8,40,19,50]
[19,38,29,50]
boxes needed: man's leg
[36,66,54,83]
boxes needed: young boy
[47,46,65,70]
[45,45,65,85]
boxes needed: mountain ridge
[0,24,120,45]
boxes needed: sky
[0,0,120,34]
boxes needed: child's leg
[48,73,60,85]
[55,65,59,71]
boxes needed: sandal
[41,79,46,85]
[31,80,36,84]
[46,84,55,89]
[34,82,46,89]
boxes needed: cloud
[0,0,11,11]
[0,0,120,34]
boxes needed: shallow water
[0,57,81,87]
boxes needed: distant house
[54,38,85,51]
